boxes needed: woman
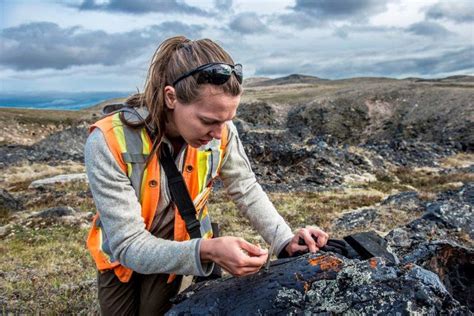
[85,36,329,315]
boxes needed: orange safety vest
[86,109,229,283]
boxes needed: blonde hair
[126,36,242,159]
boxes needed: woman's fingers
[203,229,329,278]
[285,231,314,256]
[306,226,329,248]
[207,237,269,277]
[237,240,268,268]
[299,226,330,250]
[239,239,268,257]
[284,226,330,256]
[299,228,318,252]
[316,231,329,248]
[221,264,263,277]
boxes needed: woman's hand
[285,226,329,257]
[200,236,268,277]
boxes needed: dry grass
[1,151,471,313]
[0,108,90,126]
[394,166,474,193]
[208,188,385,245]
[362,180,414,194]
[1,162,85,191]
[439,153,474,168]
[1,225,98,314]
[242,84,342,105]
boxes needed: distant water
[0,91,131,111]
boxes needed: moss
[0,208,10,224]
[206,188,384,244]
[362,180,413,194]
[394,167,474,193]
[1,161,469,312]
[1,225,97,313]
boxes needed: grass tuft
[1,225,98,314]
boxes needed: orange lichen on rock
[308,254,343,272]
[303,282,310,292]
[369,258,379,269]
[404,263,415,270]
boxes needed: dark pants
[97,270,183,315]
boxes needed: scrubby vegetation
[1,155,472,313]
[1,77,472,313]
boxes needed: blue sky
[1,0,473,92]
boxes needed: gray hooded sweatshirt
[84,120,294,277]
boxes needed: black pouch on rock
[278,238,358,259]
[278,231,399,264]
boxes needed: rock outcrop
[169,183,473,314]
[168,252,470,315]
[0,189,22,217]
[0,125,87,168]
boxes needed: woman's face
[164,85,241,148]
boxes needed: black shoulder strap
[160,145,202,239]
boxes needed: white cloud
[0,22,204,70]
[425,1,474,23]
[1,0,473,92]
[228,12,268,34]
[406,21,452,38]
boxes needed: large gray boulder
[168,253,469,315]
[28,173,88,189]
[168,183,474,315]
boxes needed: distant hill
[2,74,472,149]
[245,74,474,88]
[243,77,271,87]
[402,75,474,83]
[245,74,328,87]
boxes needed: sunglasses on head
[172,63,243,86]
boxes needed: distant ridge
[243,77,271,86]
[244,74,474,88]
[245,74,328,87]
[406,75,474,83]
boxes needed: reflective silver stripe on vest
[210,148,220,179]
[204,149,213,188]
[122,153,148,163]
[198,207,213,238]
[121,126,148,200]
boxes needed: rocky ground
[0,75,473,313]
[169,183,473,314]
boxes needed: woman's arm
[85,128,212,276]
[218,122,295,256]
[219,122,329,257]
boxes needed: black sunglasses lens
[195,63,243,85]
[234,64,243,83]
[196,64,228,84]
[197,69,227,85]
[234,64,242,75]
